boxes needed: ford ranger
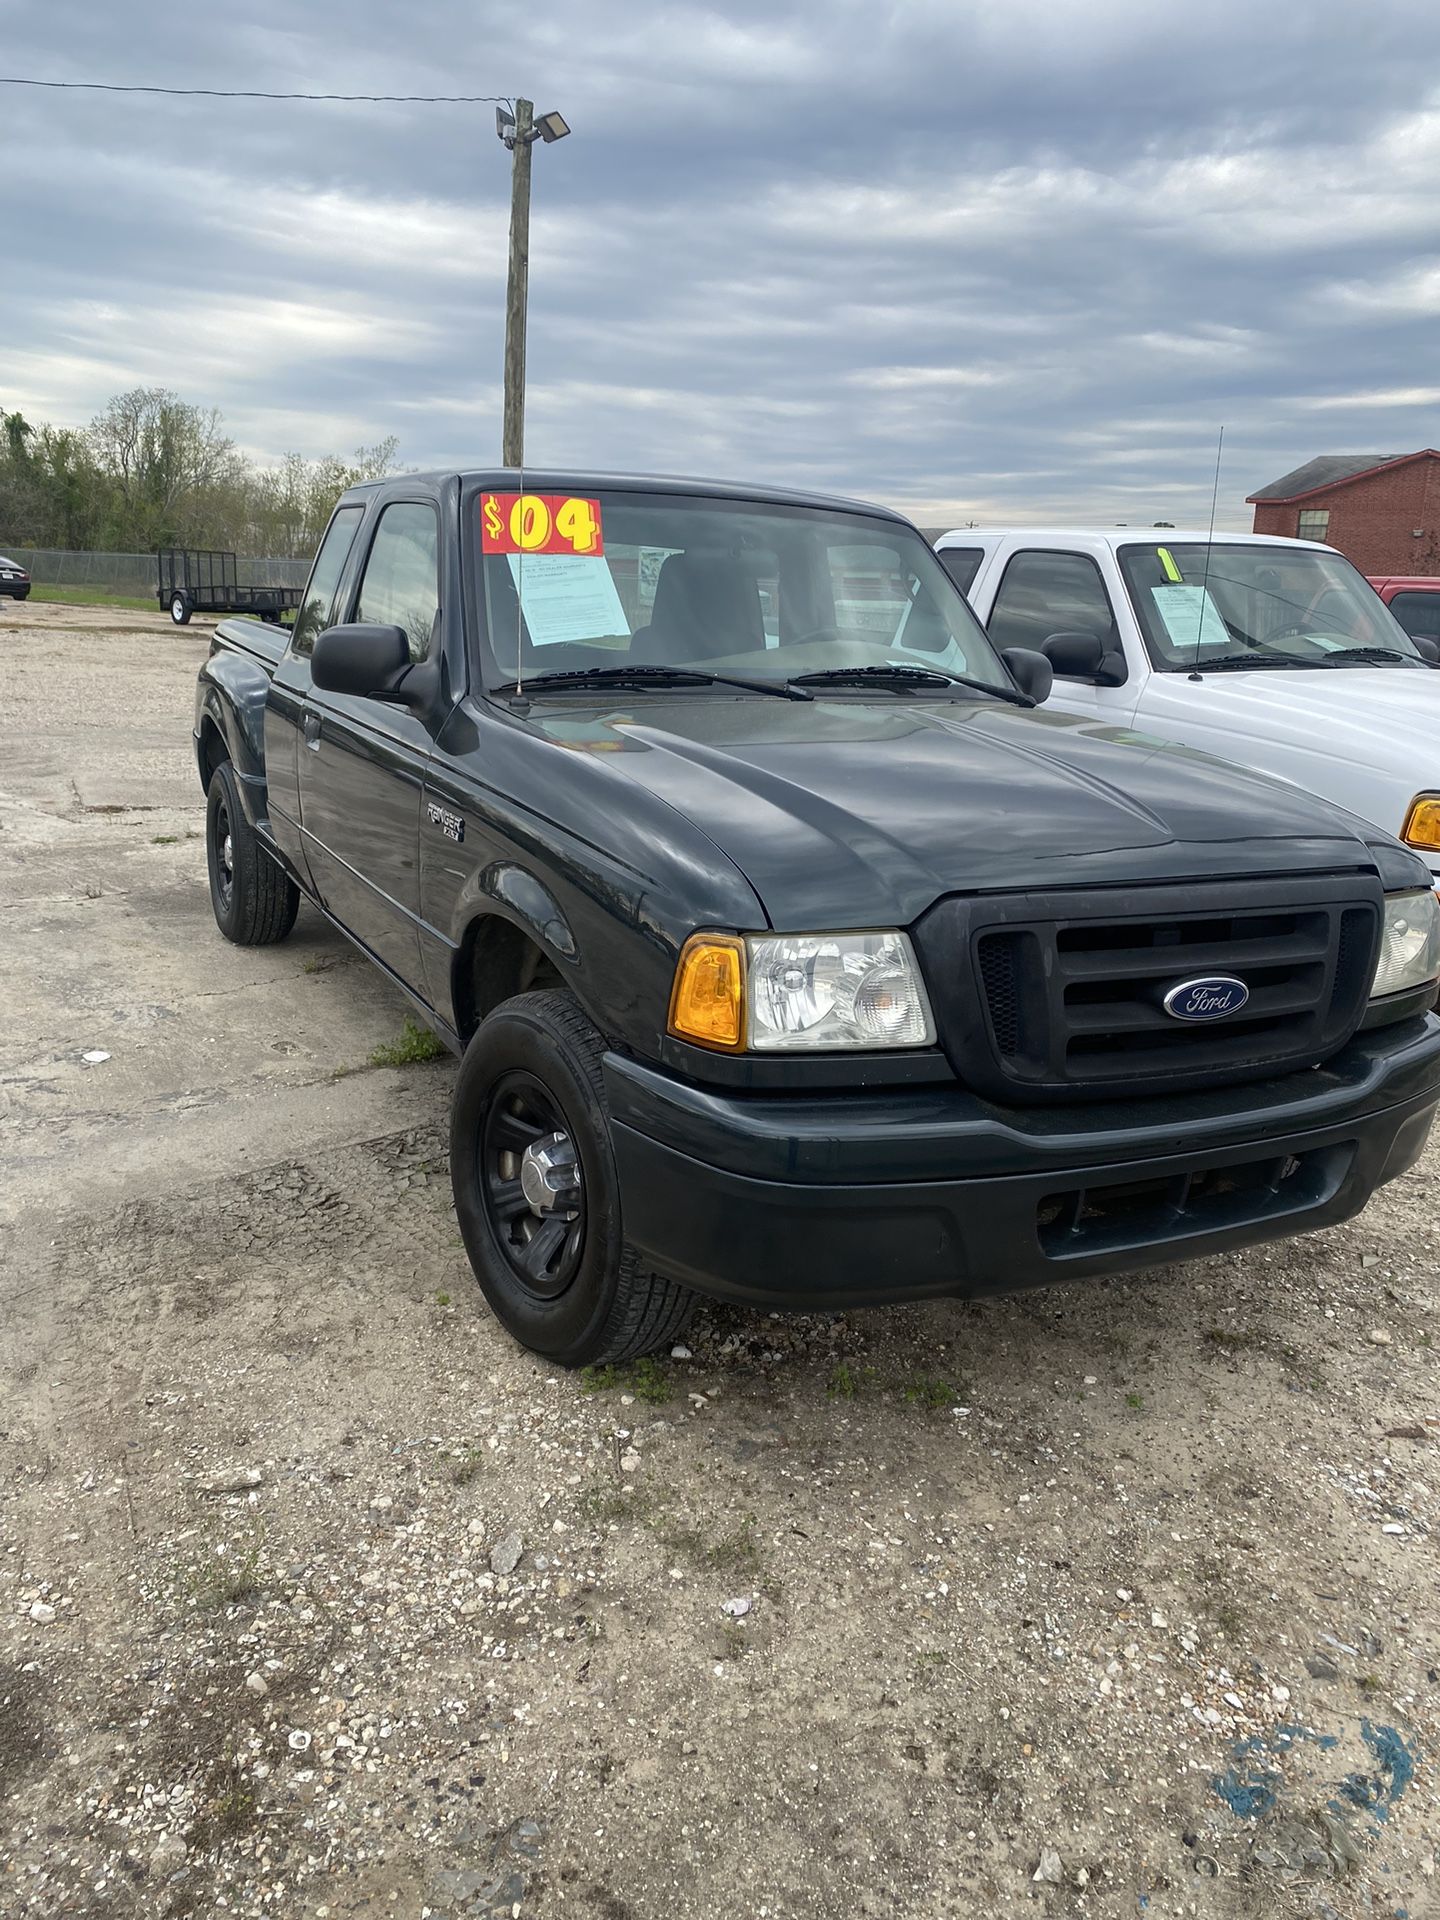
[194,470,1440,1366]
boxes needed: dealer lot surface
[2,605,1438,1919]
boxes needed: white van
[936,528,1440,881]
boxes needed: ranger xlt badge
[426,801,464,843]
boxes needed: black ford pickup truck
[194,468,1440,1365]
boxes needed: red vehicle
[1369,575,1440,646]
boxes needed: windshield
[475,489,1011,694]
[1118,541,1423,670]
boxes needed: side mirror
[1041,629,1127,686]
[1411,634,1439,663]
[312,623,412,701]
[1000,646,1053,704]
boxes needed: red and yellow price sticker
[480,492,605,557]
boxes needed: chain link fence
[1,548,310,596]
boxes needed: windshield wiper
[494,664,812,701]
[1181,652,1314,672]
[1312,647,1423,667]
[787,663,1032,707]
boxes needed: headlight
[1371,889,1440,999]
[669,930,935,1052]
[1402,795,1440,850]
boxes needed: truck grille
[916,875,1382,1103]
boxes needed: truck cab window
[292,506,364,656]
[987,550,1119,658]
[355,502,441,662]
[1388,592,1440,643]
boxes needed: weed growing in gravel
[190,1752,259,1854]
[186,1537,264,1611]
[151,833,179,845]
[436,1291,451,1307]
[370,1018,446,1067]
[827,1362,859,1398]
[901,1376,964,1411]
[705,1514,760,1574]
[447,1447,485,1486]
[1125,1391,1145,1410]
[580,1357,672,1403]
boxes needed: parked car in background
[0,555,31,599]
[937,528,1440,884]
[1369,575,1440,647]
[193,470,1440,1369]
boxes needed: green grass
[28,584,158,611]
[901,1376,965,1411]
[151,834,180,845]
[581,1356,673,1403]
[368,1018,446,1067]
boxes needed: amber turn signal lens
[1402,795,1440,850]
[668,934,745,1050]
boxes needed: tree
[88,387,243,548]
[0,390,403,556]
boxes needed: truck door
[982,547,1140,728]
[264,503,366,884]
[298,498,444,991]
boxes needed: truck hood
[1141,664,1440,777]
[529,695,1392,927]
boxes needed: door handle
[303,713,322,751]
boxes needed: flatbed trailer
[158,549,303,626]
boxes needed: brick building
[1247,450,1440,576]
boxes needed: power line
[0,76,510,103]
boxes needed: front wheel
[206,760,299,945]
[170,592,192,625]
[451,990,696,1366]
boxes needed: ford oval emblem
[1162,975,1250,1022]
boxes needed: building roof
[1247,450,1438,503]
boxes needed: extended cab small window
[987,550,1119,659]
[292,505,364,656]
[936,547,984,595]
[355,502,441,662]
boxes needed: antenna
[513,456,525,699]
[1189,426,1225,681]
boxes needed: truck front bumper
[604,1016,1440,1308]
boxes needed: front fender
[194,649,273,821]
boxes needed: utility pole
[502,97,533,469]
[496,100,569,469]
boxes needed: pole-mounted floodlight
[495,104,569,149]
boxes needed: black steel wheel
[482,1069,587,1300]
[452,990,696,1366]
[205,760,300,945]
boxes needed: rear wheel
[451,990,696,1366]
[170,592,192,625]
[206,760,299,945]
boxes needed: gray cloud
[2,0,1438,531]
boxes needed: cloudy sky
[2,0,1439,530]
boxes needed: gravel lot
[2,606,1438,1920]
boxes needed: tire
[451,990,696,1367]
[171,593,191,625]
[206,760,299,945]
